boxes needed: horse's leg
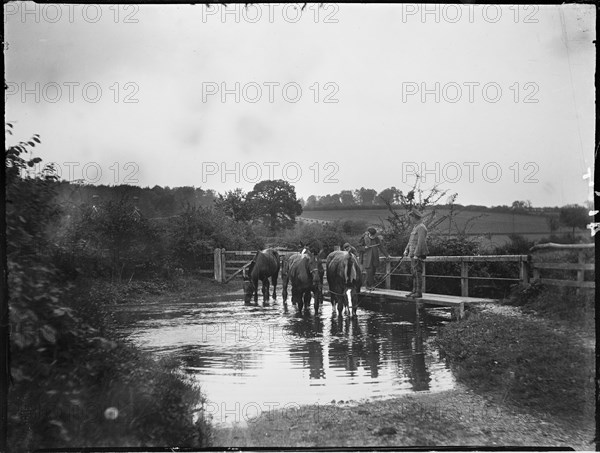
[351,289,358,318]
[313,289,320,313]
[253,277,259,304]
[271,274,278,300]
[303,291,311,313]
[282,274,288,303]
[337,299,344,316]
[292,286,302,311]
[262,278,270,302]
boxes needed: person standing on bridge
[358,227,390,289]
[404,209,429,298]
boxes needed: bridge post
[221,249,227,282]
[214,248,222,282]
[214,248,226,283]
[520,257,530,286]
[385,260,391,289]
[460,261,469,297]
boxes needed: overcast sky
[5,3,595,207]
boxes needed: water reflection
[287,313,325,380]
[116,295,454,423]
[410,307,431,391]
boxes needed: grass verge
[435,309,595,424]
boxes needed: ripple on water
[119,296,456,427]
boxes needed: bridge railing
[214,244,595,296]
[378,255,529,297]
[213,249,298,283]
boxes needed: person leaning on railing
[404,209,429,298]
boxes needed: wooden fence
[213,243,595,296]
[528,243,595,292]
[377,255,529,297]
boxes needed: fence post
[460,260,469,297]
[221,249,227,283]
[576,250,584,295]
[532,256,540,281]
[214,248,223,283]
[520,257,530,286]
[385,260,391,289]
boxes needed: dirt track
[213,382,596,449]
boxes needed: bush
[6,131,211,450]
[505,282,595,329]
[494,234,535,255]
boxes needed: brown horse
[281,250,323,313]
[326,250,362,317]
[243,248,280,304]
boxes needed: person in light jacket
[404,209,429,298]
[358,227,390,289]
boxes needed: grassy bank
[8,276,218,451]
[435,286,595,426]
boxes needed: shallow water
[116,291,456,427]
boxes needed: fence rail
[212,243,595,296]
[377,254,528,297]
[528,243,595,292]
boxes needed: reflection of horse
[326,250,362,317]
[281,251,323,313]
[243,248,280,304]
[287,313,325,379]
[328,317,363,373]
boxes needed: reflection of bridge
[212,243,595,320]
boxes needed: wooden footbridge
[209,243,595,320]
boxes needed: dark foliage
[6,128,211,450]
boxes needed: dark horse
[281,251,323,313]
[243,248,280,304]
[326,250,362,317]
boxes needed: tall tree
[214,188,253,221]
[305,195,318,209]
[339,190,356,206]
[377,186,401,205]
[559,204,588,238]
[246,179,302,232]
[354,187,377,206]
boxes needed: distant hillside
[298,207,579,247]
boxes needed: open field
[299,208,584,246]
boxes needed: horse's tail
[346,252,357,285]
